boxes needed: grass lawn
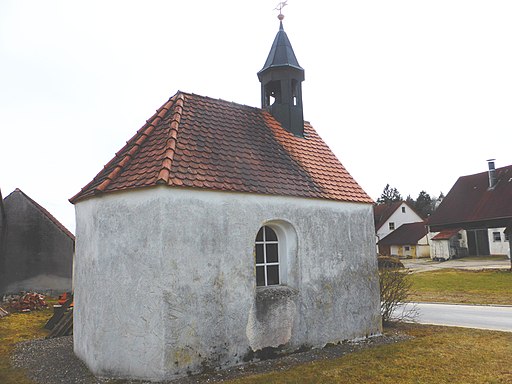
[0,309,51,384]
[409,269,512,305]
[224,323,512,384]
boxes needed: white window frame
[389,222,395,230]
[493,232,501,242]
[255,226,280,286]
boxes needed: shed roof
[70,92,372,205]
[431,228,461,240]
[378,222,427,246]
[428,164,512,231]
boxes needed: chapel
[71,13,381,381]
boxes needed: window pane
[267,265,279,285]
[265,226,278,241]
[255,244,264,264]
[256,227,264,241]
[266,243,278,263]
[256,266,265,286]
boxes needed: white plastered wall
[74,186,381,381]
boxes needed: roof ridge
[183,91,263,113]
[156,93,185,184]
[93,95,178,194]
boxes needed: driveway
[402,257,511,273]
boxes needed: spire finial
[275,1,287,21]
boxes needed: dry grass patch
[224,324,512,384]
[409,269,512,305]
[0,310,51,384]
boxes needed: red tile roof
[373,201,421,231]
[70,92,372,204]
[373,201,403,230]
[428,165,512,231]
[378,222,427,246]
[431,228,461,240]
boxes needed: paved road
[402,257,511,273]
[394,302,512,332]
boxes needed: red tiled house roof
[373,201,402,230]
[70,92,372,205]
[428,165,512,231]
[378,222,427,246]
[373,201,421,231]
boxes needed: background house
[505,225,512,259]
[373,201,424,255]
[70,19,381,381]
[0,188,74,295]
[378,221,429,258]
[428,160,512,260]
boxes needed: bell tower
[257,10,305,137]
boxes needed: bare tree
[379,258,418,323]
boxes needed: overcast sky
[1,1,512,233]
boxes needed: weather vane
[275,1,287,20]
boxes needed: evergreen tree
[376,184,402,204]
[414,191,433,218]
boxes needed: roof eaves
[69,94,179,204]
[95,97,176,193]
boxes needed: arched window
[255,226,279,286]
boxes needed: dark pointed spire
[258,17,305,137]
[259,20,304,77]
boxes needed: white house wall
[389,244,429,258]
[376,203,423,241]
[74,186,381,381]
[488,228,509,255]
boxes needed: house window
[457,233,463,240]
[404,246,410,251]
[389,222,395,230]
[493,232,501,242]
[402,207,406,213]
[255,226,279,286]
